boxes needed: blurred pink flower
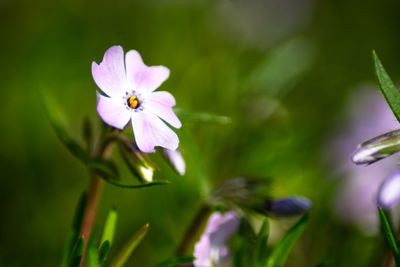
[328,88,399,234]
[163,148,185,176]
[92,46,181,153]
[194,211,240,267]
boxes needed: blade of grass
[109,224,149,267]
[373,50,400,122]
[378,207,400,266]
[266,215,308,267]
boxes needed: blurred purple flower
[163,148,185,176]
[194,211,240,267]
[92,46,181,153]
[378,170,400,209]
[328,88,399,234]
[261,197,312,217]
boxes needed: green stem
[175,204,211,256]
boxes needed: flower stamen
[127,95,139,109]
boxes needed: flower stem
[175,204,211,256]
[78,129,116,267]
[78,175,103,267]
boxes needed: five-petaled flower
[92,45,181,153]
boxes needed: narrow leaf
[373,50,400,122]
[378,207,400,265]
[88,159,120,181]
[60,193,87,267]
[97,208,118,264]
[156,256,195,267]
[101,208,118,245]
[41,92,89,164]
[255,220,269,266]
[68,236,85,267]
[98,241,111,265]
[266,215,308,267]
[82,116,93,152]
[88,159,166,189]
[109,224,150,267]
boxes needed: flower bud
[377,171,400,209]
[261,197,312,217]
[163,148,185,176]
[351,129,400,165]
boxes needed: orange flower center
[127,95,139,109]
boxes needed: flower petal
[92,46,127,97]
[97,93,131,129]
[163,148,185,175]
[193,236,212,267]
[145,92,181,128]
[131,110,179,153]
[207,212,240,246]
[378,171,400,209]
[125,50,170,93]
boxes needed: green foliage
[372,50,400,122]
[266,216,308,267]
[254,220,270,266]
[98,241,111,265]
[100,208,118,246]
[42,92,169,190]
[378,208,400,266]
[156,256,195,267]
[60,193,87,267]
[68,236,85,267]
[109,224,150,267]
[97,208,118,264]
[41,92,89,164]
[232,219,258,267]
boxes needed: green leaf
[98,241,111,265]
[232,219,257,267]
[156,256,195,267]
[68,236,85,267]
[88,159,120,181]
[88,158,166,189]
[41,92,89,164]
[254,220,269,266]
[97,174,169,189]
[101,208,118,245]
[60,193,87,267]
[97,207,118,264]
[82,116,93,152]
[266,215,308,267]
[373,50,400,122]
[86,239,101,267]
[109,224,150,267]
[378,207,400,265]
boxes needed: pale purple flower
[328,87,400,234]
[378,170,400,209]
[163,148,185,176]
[92,46,181,153]
[194,211,240,267]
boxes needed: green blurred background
[1,0,400,266]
